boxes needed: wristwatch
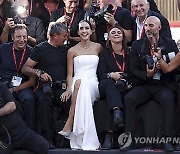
[107,73,111,79]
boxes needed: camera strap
[64,8,75,29]
[112,49,125,72]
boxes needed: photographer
[94,0,133,46]
[22,22,71,149]
[0,83,49,154]
[123,16,179,152]
[97,24,133,150]
[1,0,45,46]
[0,24,35,130]
[50,0,85,46]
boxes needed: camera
[115,73,128,90]
[85,4,113,22]
[13,16,23,24]
[41,80,67,98]
[145,55,154,70]
[42,81,53,98]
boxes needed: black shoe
[164,143,174,152]
[113,109,123,124]
[49,141,56,149]
[101,133,113,150]
[175,144,180,151]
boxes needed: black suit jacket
[130,37,179,91]
[132,10,172,41]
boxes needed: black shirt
[96,6,133,46]
[0,83,27,142]
[50,8,85,37]
[0,42,32,84]
[30,41,69,81]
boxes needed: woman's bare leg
[61,79,81,132]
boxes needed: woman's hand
[111,72,123,81]
[60,89,72,102]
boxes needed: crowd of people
[0,0,180,153]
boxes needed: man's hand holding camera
[146,63,156,78]
[104,12,117,26]
[3,18,15,33]
[56,15,70,24]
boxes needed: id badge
[153,71,161,80]
[11,76,22,87]
[104,33,108,40]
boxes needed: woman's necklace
[80,42,91,50]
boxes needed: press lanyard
[64,8,75,29]
[106,6,117,31]
[112,49,125,72]
[12,46,26,75]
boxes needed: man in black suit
[124,16,179,152]
[131,0,171,41]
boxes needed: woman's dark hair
[106,24,128,54]
[78,20,92,30]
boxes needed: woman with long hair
[97,24,132,150]
[58,20,102,150]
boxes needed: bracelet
[3,28,8,33]
[159,59,165,65]
[157,57,162,61]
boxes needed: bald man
[131,0,171,41]
[122,16,179,152]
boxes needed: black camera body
[42,81,53,98]
[41,80,66,98]
[11,16,23,24]
[115,73,128,90]
[86,4,113,22]
[145,55,154,70]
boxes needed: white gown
[69,55,100,150]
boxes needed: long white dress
[69,55,100,150]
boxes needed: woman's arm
[60,48,74,102]
[158,52,180,73]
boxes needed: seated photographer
[123,16,179,152]
[97,24,132,150]
[0,83,49,154]
[1,0,45,46]
[0,24,36,130]
[94,0,133,46]
[22,22,71,149]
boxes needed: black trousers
[12,128,49,154]
[124,84,175,137]
[98,79,126,131]
[35,87,71,142]
[99,79,124,110]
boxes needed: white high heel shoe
[58,130,71,139]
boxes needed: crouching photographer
[97,25,134,150]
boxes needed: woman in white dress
[59,20,102,150]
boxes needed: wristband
[157,57,162,61]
